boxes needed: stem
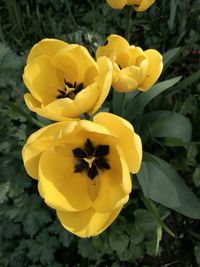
[0,96,44,128]
[125,6,132,41]
[139,192,175,238]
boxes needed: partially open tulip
[22,112,142,237]
[23,39,113,121]
[96,34,163,92]
[106,0,156,11]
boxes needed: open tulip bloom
[23,39,113,121]
[106,0,156,11]
[96,34,163,92]
[22,112,142,237]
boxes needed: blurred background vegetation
[0,0,200,266]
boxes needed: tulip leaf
[140,111,192,144]
[137,154,200,219]
[168,69,200,94]
[124,76,182,121]
[163,47,183,71]
[112,91,126,116]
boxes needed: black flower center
[57,79,84,100]
[72,139,110,180]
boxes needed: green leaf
[140,194,174,236]
[134,209,156,233]
[193,166,200,188]
[109,230,129,254]
[168,69,200,94]
[137,155,200,219]
[113,91,126,116]
[0,95,44,128]
[78,239,97,260]
[140,111,192,144]
[0,42,24,87]
[194,245,200,265]
[124,76,182,121]
[163,47,183,71]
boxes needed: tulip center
[57,79,84,100]
[72,138,110,180]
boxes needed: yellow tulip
[22,112,142,237]
[106,0,156,11]
[96,34,163,92]
[23,39,113,121]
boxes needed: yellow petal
[38,148,92,211]
[117,146,132,194]
[133,0,156,11]
[44,83,99,119]
[138,49,163,91]
[88,56,113,115]
[94,112,142,173]
[22,120,69,179]
[52,45,98,86]
[23,55,62,105]
[127,0,141,4]
[112,64,140,92]
[24,93,74,121]
[106,0,127,9]
[57,206,122,237]
[96,35,129,62]
[27,38,68,63]
[92,146,130,213]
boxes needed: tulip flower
[22,112,142,237]
[96,34,163,92]
[106,0,156,11]
[23,39,113,121]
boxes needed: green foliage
[0,0,200,266]
[137,155,200,218]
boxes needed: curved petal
[44,83,99,119]
[23,55,63,105]
[73,83,100,114]
[88,56,113,115]
[92,145,130,213]
[57,206,122,237]
[96,35,129,62]
[117,146,132,194]
[27,38,68,63]
[24,93,75,121]
[106,0,127,9]
[38,148,92,211]
[133,0,155,11]
[138,49,163,91]
[94,112,142,173]
[22,120,69,179]
[112,65,140,92]
[52,45,98,86]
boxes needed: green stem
[139,192,175,238]
[125,6,132,41]
[0,96,44,128]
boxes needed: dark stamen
[94,145,109,157]
[73,139,110,180]
[57,80,84,100]
[87,164,98,180]
[74,160,88,173]
[94,158,110,170]
[84,139,95,156]
[72,148,87,158]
